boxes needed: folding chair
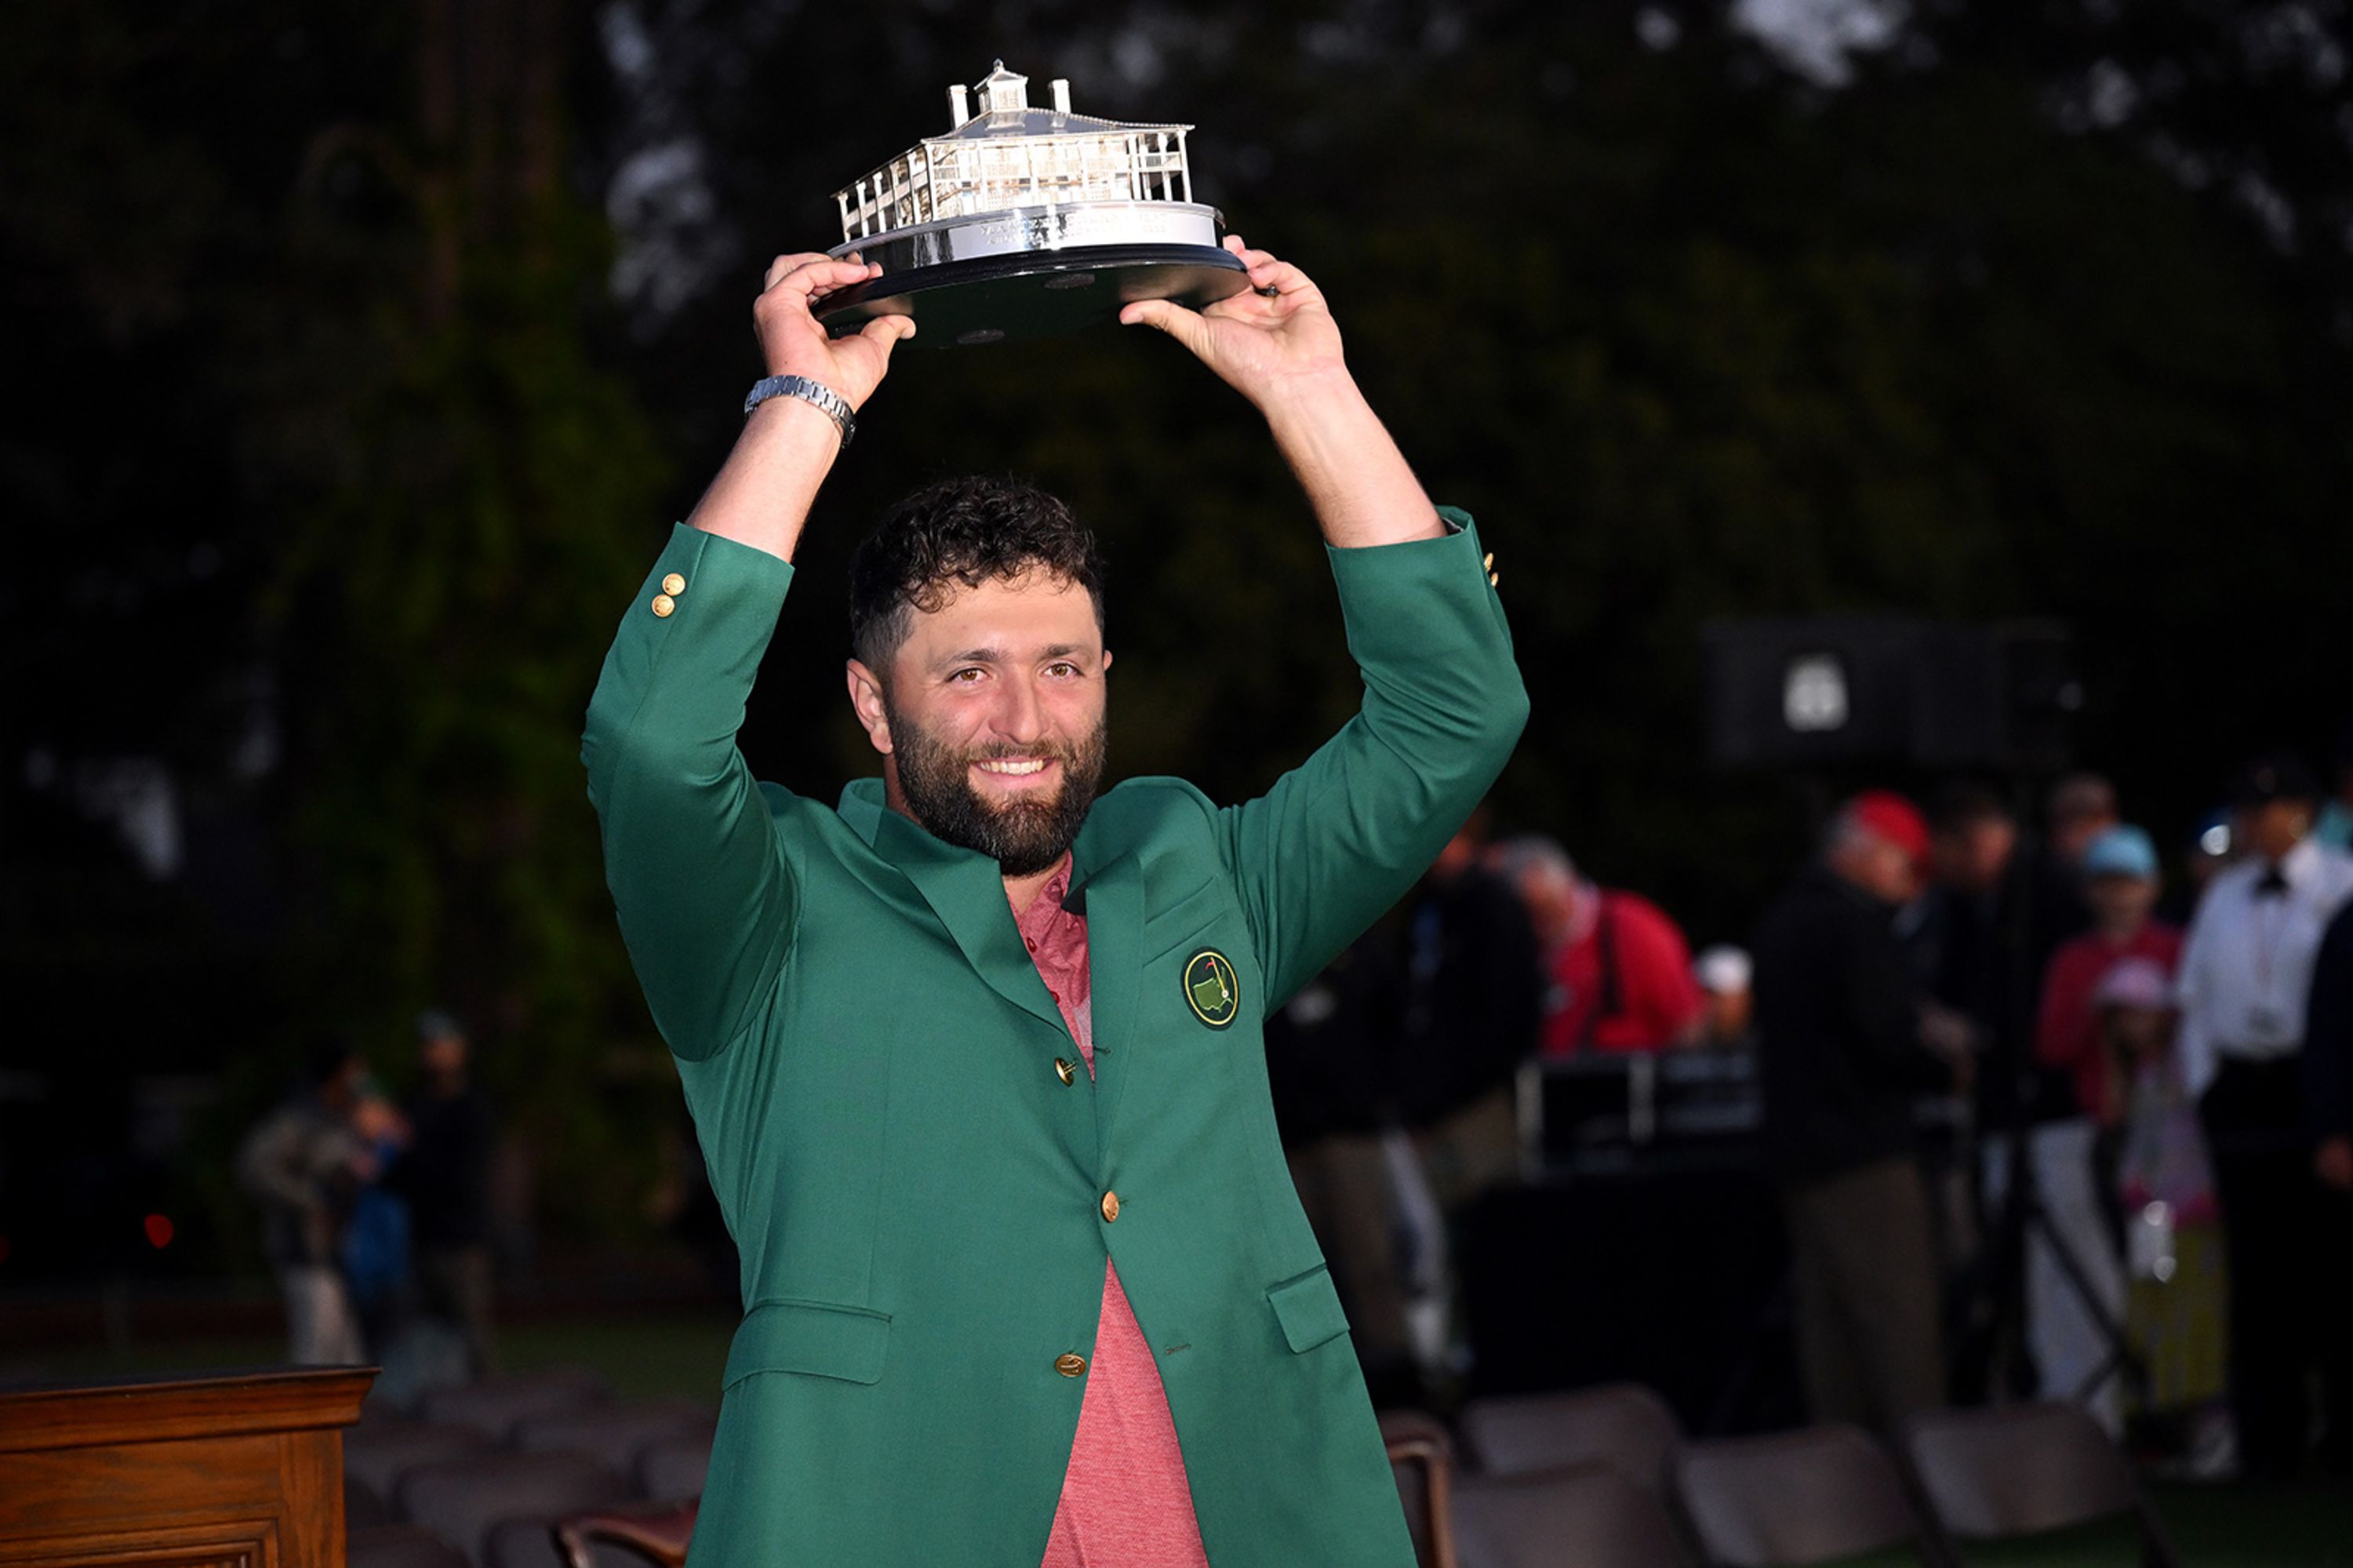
[1454,1463,1694,1568]
[1900,1403,2180,1567]
[347,1523,470,1568]
[395,1450,629,1566]
[551,1499,700,1568]
[1671,1424,1955,1567]
[1461,1383,1685,1486]
[1382,1408,1461,1568]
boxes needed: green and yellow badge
[1184,949,1240,1029]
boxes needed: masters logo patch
[1184,949,1240,1028]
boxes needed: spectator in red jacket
[1492,835,1705,1054]
[2036,824,2185,1127]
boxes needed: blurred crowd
[1267,740,2353,1483]
[227,739,2353,1482]
[235,1011,508,1402]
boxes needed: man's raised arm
[1123,238,1529,1006]
[582,256,914,1060]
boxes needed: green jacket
[583,511,1527,1566]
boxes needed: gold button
[1054,1057,1076,1086]
[650,593,675,617]
[1100,1191,1120,1223]
[1055,1353,1088,1377]
[661,572,686,596]
[1482,552,1495,571]
[1489,571,1500,588]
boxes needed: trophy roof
[926,107,1193,144]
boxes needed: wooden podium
[0,1366,374,1568]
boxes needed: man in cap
[1752,791,1968,1432]
[2176,752,2353,1475]
[582,237,1526,1566]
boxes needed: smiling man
[582,237,1527,1567]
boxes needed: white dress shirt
[2175,835,2353,1097]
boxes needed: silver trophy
[816,62,1251,347]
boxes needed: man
[582,238,1526,1566]
[389,1008,500,1381]
[2177,752,2353,1475]
[2305,896,2353,1472]
[1693,944,1754,1050]
[236,1036,376,1366]
[2046,774,2120,873]
[1492,834,1704,1055]
[1397,816,1543,1213]
[1752,791,1962,1434]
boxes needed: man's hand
[2318,1134,2353,1191]
[1118,235,1345,410]
[754,251,915,410]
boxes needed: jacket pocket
[723,1297,892,1388]
[1267,1264,1351,1354]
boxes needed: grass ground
[18,1312,2349,1566]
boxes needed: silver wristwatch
[744,373,855,448]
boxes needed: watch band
[744,373,855,449]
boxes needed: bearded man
[583,236,1527,1566]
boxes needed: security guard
[583,235,1527,1566]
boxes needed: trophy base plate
[816,245,1250,347]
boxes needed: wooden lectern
[0,1366,374,1567]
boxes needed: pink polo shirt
[1015,860,1211,1568]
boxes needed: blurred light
[1784,654,1849,733]
[143,1213,175,1250]
[2199,824,2231,857]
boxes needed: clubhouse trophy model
[816,61,1252,347]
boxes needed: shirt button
[1100,1191,1121,1223]
[649,593,675,617]
[661,572,686,595]
[1048,988,1060,1004]
[1026,938,1038,952]
[1055,1353,1088,1377]
[1054,1057,1076,1086]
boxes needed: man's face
[1859,836,1922,906]
[2052,809,2118,868]
[1933,817,2017,894]
[2240,799,2312,864]
[2086,872,2157,933]
[849,569,1110,877]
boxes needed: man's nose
[989,673,1047,743]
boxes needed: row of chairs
[343,1367,712,1568]
[1385,1384,2182,1568]
[341,1366,2174,1567]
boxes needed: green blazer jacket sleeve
[584,510,1527,1567]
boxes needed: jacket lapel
[1068,847,1142,1152]
[842,781,1066,1035]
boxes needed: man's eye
[1046,662,1078,678]
[949,668,985,684]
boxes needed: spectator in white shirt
[2175,751,2353,1477]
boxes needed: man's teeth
[977,759,1047,775]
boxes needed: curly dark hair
[848,475,1107,674]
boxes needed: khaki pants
[1286,1134,1412,1370]
[1780,1156,1946,1434]
[1413,1085,1522,1216]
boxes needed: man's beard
[887,700,1109,877]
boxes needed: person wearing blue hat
[2038,826,2184,1133]
[2028,823,2185,1429]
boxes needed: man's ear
[846,659,893,755]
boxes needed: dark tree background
[4,0,2348,1276]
